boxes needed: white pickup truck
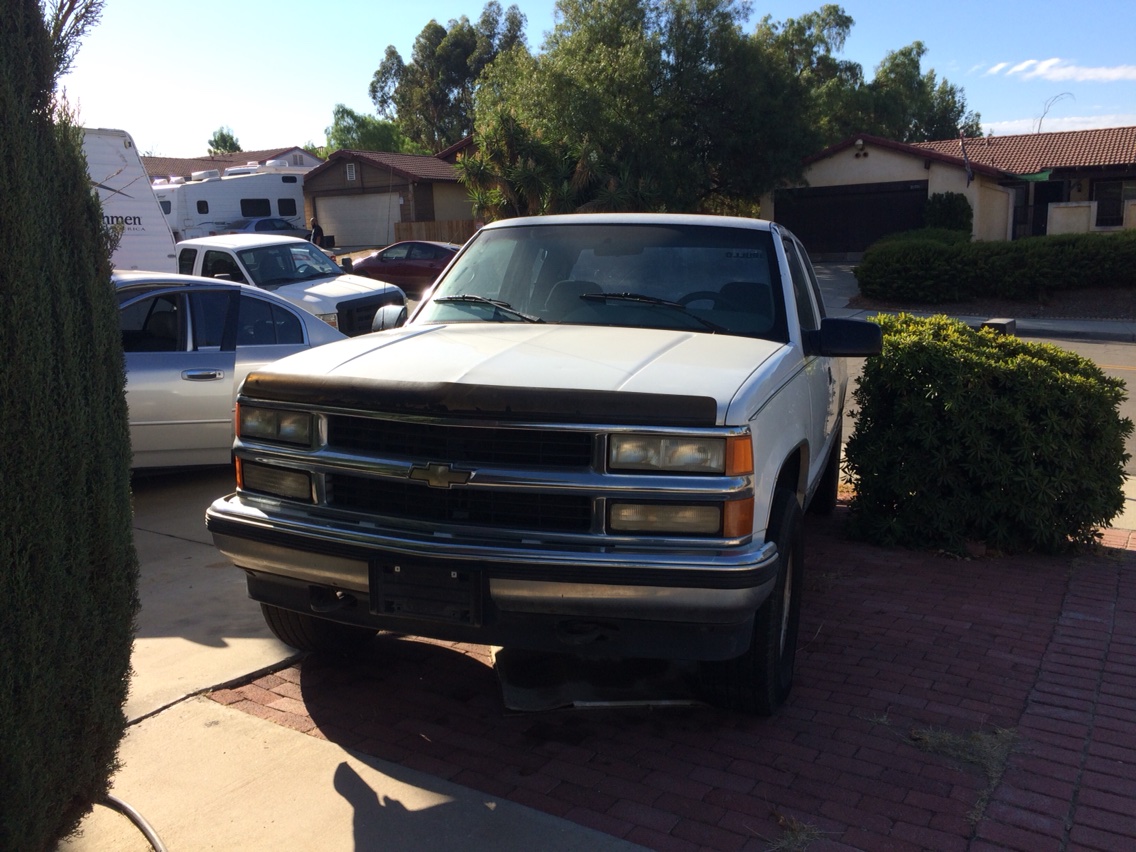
[206,213,881,714]
[177,234,404,336]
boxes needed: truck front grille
[327,473,592,532]
[326,416,593,468]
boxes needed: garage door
[774,180,928,255]
[315,193,400,249]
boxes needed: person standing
[309,217,324,248]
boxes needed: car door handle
[182,369,225,381]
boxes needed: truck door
[781,235,837,487]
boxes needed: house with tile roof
[141,147,323,182]
[761,126,1136,257]
[302,148,477,249]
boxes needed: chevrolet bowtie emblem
[408,462,472,489]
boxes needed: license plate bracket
[370,560,482,626]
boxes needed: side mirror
[340,256,353,272]
[805,317,883,357]
[372,304,408,332]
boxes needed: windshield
[237,242,342,289]
[415,222,787,341]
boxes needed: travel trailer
[152,163,307,241]
[82,128,177,272]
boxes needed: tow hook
[309,587,357,613]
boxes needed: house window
[1093,179,1136,227]
[346,163,356,181]
[292,154,303,166]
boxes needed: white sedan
[117,272,346,469]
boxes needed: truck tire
[701,487,803,715]
[808,426,842,517]
[260,603,376,655]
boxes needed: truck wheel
[701,488,803,715]
[260,603,375,655]
[808,427,842,516]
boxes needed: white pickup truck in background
[177,234,404,336]
[206,213,881,714]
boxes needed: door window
[120,293,183,352]
[188,291,232,349]
[238,296,303,346]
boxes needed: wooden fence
[394,219,480,244]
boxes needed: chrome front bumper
[206,493,779,625]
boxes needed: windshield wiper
[580,292,727,332]
[434,294,543,323]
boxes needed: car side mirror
[805,317,883,357]
[340,256,353,272]
[372,304,407,332]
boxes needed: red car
[351,240,460,297]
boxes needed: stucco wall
[1048,202,1095,234]
[975,183,1012,241]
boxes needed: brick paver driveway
[213,510,1136,851]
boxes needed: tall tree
[3,1,138,848]
[369,1,526,152]
[41,0,105,81]
[324,104,424,154]
[470,0,813,215]
[207,125,242,154]
[754,4,866,147]
[867,42,981,142]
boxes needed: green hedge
[855,229,1136,303]
[844,314,1133,553]
[1,3,139,849]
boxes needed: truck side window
[202,250,246,283]
[794,239,827,321]
[177,249,196,276]
[782,238,819,332]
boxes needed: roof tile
[914,126,1136,174]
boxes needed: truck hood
[275,272,401,302]
[256,323,786,417]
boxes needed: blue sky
[59,0,1136,157]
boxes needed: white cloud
[996,58,1136,82]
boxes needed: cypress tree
[0,2,139,848]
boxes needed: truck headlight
[238,405,313,446]
[608,434,752,474]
